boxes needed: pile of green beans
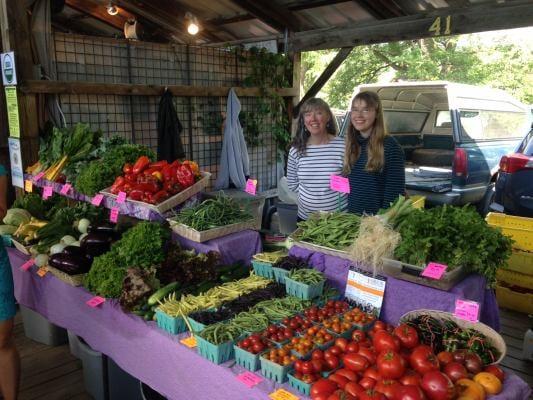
[172,195,253,231]
[287,269,324,285]
[295,212,360,249]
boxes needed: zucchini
[147,282,180,306]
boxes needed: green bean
[288,269,325,285]
[295,212,360,250]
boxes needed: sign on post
[8,138,24,188]
[4,87,20,138]
[1,52,17,86]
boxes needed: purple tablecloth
[289,246,501,331]
[8,248,530,400]
[174,229,262,265]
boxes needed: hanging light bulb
[107,1,118,16]
[185,12,200,35]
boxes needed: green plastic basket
[155,309,186,335]
[234,345,262,371]
[259,356,292,384]
[285,277,325,300]
[252,260,274,279]
[196,335,235,365]
[272,267,289,284]
[287,371,311,396]
[187,316,207,333]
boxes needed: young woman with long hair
[344,91,405,215]
[287,98,347,221]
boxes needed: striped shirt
[347,135,405,215]
[287,137,348,220]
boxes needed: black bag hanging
[157,89,185,162]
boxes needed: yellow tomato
[474,372,503,395]
[456,378,486,400]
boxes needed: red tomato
[364,367,382,382]
[436,352,454,367]
[420,371,455,400]
[374,330,401,353]
[358,347,377,364]
[343,353,370,372]
[377,350,407,380]
[393,324,419,349]
[345,381,365,397]
[327,390,357,400]
[311,378,339,397]
[312,349,325,360]
[360,377,377,390]
[410,346,439,375]
[335,368,358,382]
[335,338,348,352]
[352,330,367,342]
[375,379,401,399]
[394,385,427,400]
[312,359,325,374]
[326,345,343,358]
[483,364,505,382]
[399,370,422,387]
[302,361,315,375]
[374,321,387,331]
[360,389,387,400]
[443,362,468,383]
[324,355,340,371]
[328,373,349,389]
[346,341,360,353]
[294,360,303,373]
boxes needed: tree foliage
[302,32,532,109]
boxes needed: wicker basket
[46,265,86,286]
[101,171,211,214]
[399,309,506,365]
[168,217,258,243]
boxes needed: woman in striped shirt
[287,98,347,221]
[344,91,405,215]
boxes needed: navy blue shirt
[347,135,405,215]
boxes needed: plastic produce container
[252,260,274,279]
[259,356,292,383]
[196,335,235,365]
[78,337,108,400]
[19,305,68,346]
[285,277,325,300]
[107,358,142,400]
[140,382,167,400]
[155,309,186,335]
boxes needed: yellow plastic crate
[411,195,425,209]
[485,213,533,252]
[496,284,533,314]
[506,250,533,275]
[497,269,533,290]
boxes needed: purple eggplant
[48,253,91,275]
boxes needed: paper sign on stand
[37,267,48,277]
[91,194,104,206]
[330,175,350,193]
[345,266,387,316]
[20,259,34,271]
[454,299,480,323]
[269,388,299,400]
[180,336,197,348]
[87,296,105,308]
[245,179,257,195]
[421,262,448,280]
[60,183,72,195]
[236,372,263,388]
[24,180,33,193]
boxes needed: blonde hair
[292,98,337,156]
[343,91,388,174]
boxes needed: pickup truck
[340,82,531,213]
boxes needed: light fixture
[107,1,118,16]
[185,12,200,35]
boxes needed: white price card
[344,266,387,317]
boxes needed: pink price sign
[110,207,119,223]
[20,259,35,271]
[236,372,263,388]
[330,175,350,193]
[60,183,72,195]
[245,179,257,195]
[86,296,105,308]
[42,186,53,199]
[91,194,104,206]
[116,191,127,204]
[421,262,448,280]
[454,299,480,323]
[33,172,45,182]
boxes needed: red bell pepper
[128,189,144,201]
[110,176,125,194]
[149,160,168,170]
[171,160,182,168]
[163,181,182,195]
[176,164,195,188]
[133,156,150,174]
[161,165,174,182]
[182,160,200,176]
[142,192,155,204]
[136,181,159,194]
[123,163,133,174]
[152,190,170,204]
[125,173,138,184]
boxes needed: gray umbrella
[215,88,250,190]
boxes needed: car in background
[491,127,533,217]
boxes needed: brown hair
[291,98,337,156]
[343,91,388,174]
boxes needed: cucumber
[147,282,181,306]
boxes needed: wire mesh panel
[54,33,284,190]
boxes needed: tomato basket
[285,277,325,300]
[287,371,311,396]
[195,335,235,365]
[252,260,274,279]
[155,309,186,335]
[234,345,263,371]
[272,267,289,284]
[259,356,292,383]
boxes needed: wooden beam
[230,0,301,32]
[65,0,132,32]
[290,1,533,52]
[20,80,300,98]
[353,0,406,19]
[293,47,352,116]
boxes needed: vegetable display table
[173,229,262,266]
[8,248,530,400]
[289,246,501,331]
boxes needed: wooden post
[288,51,301,137]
